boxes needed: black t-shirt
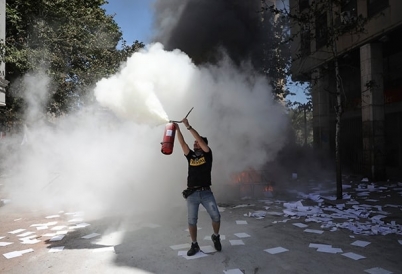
[185,149,213,188]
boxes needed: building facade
[289,0,402,180]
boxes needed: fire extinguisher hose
[169,107,194,123]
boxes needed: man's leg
[189,224,197,242]
[201,191,222,251]
[187,193,200,241]
[212,220,220,235]
[186,193,200,256]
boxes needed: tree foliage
[290,100,313,146]
[260,0,292,101]
[1,0,144,121]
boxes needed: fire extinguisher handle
[168,107,194,123]
[184,107,194,119]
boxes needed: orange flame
[264,185,274,192]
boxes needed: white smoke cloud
[2,42,289,221]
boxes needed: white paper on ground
[229,240,245,246]
[81,233,100,239]
[45,215,60,219]
[170,243,191,250]
[371,215,387,221]
[8,229,26,234]
[3,251,22,259]
[20,235,38,241]
[51,226,66,231]
[204,235,226,240]
[304,229,324,234]
[236,220,248,225]
[293,223,308,228]
[11,248,34,255]
[178,250,208,259]
[351,240,371,247]
[234,233,250,238]
[21,239,41,244]
[249,211,267,218]
[316,247,343,253]
[266,211,283,216]
[283,210,298,216]
[49,246,65,252]
[42,233,56,237]
[49,235,65,241]
[364,267,393,274]
[341,252,366,260]
[0,242,13,246]
[264,247,289,254]
[200,245,216,253]
[70,223,91,229]
[223,269,244,274]
[17,232,35,237]
[65,211,84,216]
[309,243,332,249]
[232,204,254,209]
[68,218,84,223]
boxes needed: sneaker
[187,242,200,256]
[211,234,222,251]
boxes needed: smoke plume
[152,0,272,68]
[1,0,290,222]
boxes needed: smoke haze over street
[1,0,290,223]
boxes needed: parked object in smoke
[160,107,194,155]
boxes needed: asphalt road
[1,179,402,274]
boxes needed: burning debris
[232,169,276,199]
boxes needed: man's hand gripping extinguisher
[160,107,193,155]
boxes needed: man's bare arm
[182,118,210,152]
[175,123,190,155]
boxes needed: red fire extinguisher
[160,107,193,155]
[161,122,176,155]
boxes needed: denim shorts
[187,189,221,226]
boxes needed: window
[340,0,357,24]
[367,0,389,18]
[299,0,309,11]
[315,13,328,49]
[301,26,311,56]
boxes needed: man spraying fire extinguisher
[174,118,222,256]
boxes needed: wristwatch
[187,126,192,130]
